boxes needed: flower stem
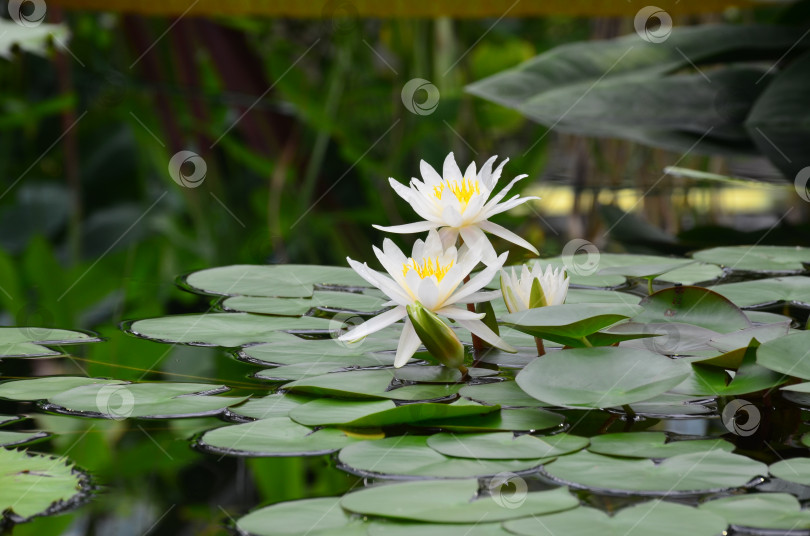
[534,337,545,357]
[647,278,654,296]
[579,336,593,347]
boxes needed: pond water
[3,247,810,535]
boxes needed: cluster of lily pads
[1,154,810,533]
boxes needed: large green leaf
[222,290,386,316]
[128,313,332,347]
[634,286,751,333]
[0,327,101,357]
[236,497,365,536]
[426,432,588,460]
[282,369,462,401]
[501,303,643,347]
[699,493,810,530]
[413,408,565,432]
[711,276,810,308]
[184,264,368,298]
[460,381,550,408]
[240,331,399,367]
[692,245,810,273]
[746,49,810,179]
[543,450,766,493]
[757,331,810,380]
[587,432,733,458]
[340,479,577,522]
[516,347,691,409]
[337,435,551,479]
[0,377,126,401]
[770,458,810,486]
[227,393,313,420]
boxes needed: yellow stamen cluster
[403,257,454,282]
[433,178,480,209]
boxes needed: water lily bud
[500,264,569,313]
[407,301,465,370]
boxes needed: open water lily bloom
[501,264,569,313]
[339,229,516,367]
[374,152,540,263]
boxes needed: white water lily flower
[500,264,569,314]
[374,152,540,263]
[339,229,516,367]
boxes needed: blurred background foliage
[1,0,809,534]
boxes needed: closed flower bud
[407,301,466,371]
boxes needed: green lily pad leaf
[693,245,810,274]
[625,393,714,417]
[236,496,365,536]
[460,381,551,408]
[46,382,247,419]
[227,394,313,420]
[392,366,495,383]
[127,313,332,347]
[427,432,588,460]
[588,432,734,458]
[255,362,362,381]
[240,332,398,367]
[474,348,545,369]
[543,450,766,493]
[222,290,386,316]
[185,264,368,298]
[506,501,727,536]
[338,435,551,479]
[0,327,101,357]
[197,417,363,457]
[414,408,565,433]
[770,458,810,486]
[706,323,790,356]
[0,377,127,401]
[562,288,641,305]
[598,260,696,279]
[745,310,794,325]
[282,369,462,401]
[634,286,751,333]
[757,331,810,380]
[712,276,810,308]
[0,448,88,523]
[699,493,810,531]
[289,398,499,428]
[340,479,578,522]
[615,322,721,356]
[0,430,48,447]
[516,347,691,409]
[367,521,511,536]
[501,303,643,347]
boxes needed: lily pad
[0,448,88,523]
[222,290,386,316]
[290,398,498,428]
[625,393,714,418]
[699,493,810,531]
[757,331,810,380]
[426,432,588,460]
[236,496,365,536]
[392,366,495,383]
[340,479,578,522]
[0,327,101,357]
[634,286,751,333]
[127,313,332,347]
[197,417,363,457]
[413,408,565,432]
[770,458,810,486]
[692,245,810,274]
[501,303,643,347]
[46,382,247,419]
[240,331,398,367]
[337,435,552,479]
[227,394,313,420]
[506,501,727,536]
[255,362,363,381]
[516,347,691,409]
[542,450,766,493]
[711,276,810,308]
[587,432,734,458]
[460,381,550,408]
[0,377,127,401]
[282,369,462,401]
[366,521,511,536]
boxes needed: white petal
[373,221,438,234]
[459,226,498,266]
[394,318,422,368]
[442,205,464,228]
[455,318,516,352]
[388,178,413,202]
[347,258,412,305]
[463,160,477,180]
[482,195,540,219]
[462,290,503,303]
[438,227,459,249]
[443,152,463,183]
[449,251,508,304]
[482,174,528,211]
[420,159,443,187]
[437,306,485,320]
[417,276,441,310]
[338,306,407,342]
[478,220,539,255]
[373,245,407,287]
[477,155,499,190]
[422,228,445,256]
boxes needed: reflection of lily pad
[588,432,733,458]
[197,417,362,457]
[340,479,578,522]
[184,264,368,297]
[516,347,691,409]
[0,327,101,358]
[543,450,766,493]
[699,493,810,531]
[338,435,551,479]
